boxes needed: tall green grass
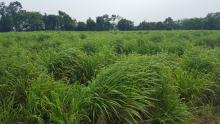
[0,31,220,124]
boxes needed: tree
[7,1,22,31]
[43,14,61,30]
[7,1,22,15]
[58,11,76,30]
[117,19,134,31]
[2,1,220,31]
[0,1,22,31]
[138,21,165,30]
[0,14,13,32]
[86,17,96,31]
[204,12,220,30]
[15,11,44,31]
[0,2,6,16]
[76,21,87,31]
[110,14,121,30]
[180,18,205,30]
[163,17,175,30]
[96,14,113,31]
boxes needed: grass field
[0,31,220,124]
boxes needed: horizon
[2,0,220,24]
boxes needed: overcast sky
[3,0,220,24]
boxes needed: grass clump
[182,53,214,74]
[136,40,161,55]
[26,75,91,124]
[0,47,42,105]
[48,49,95,84]
[167,44,185,56]
[89,55,189,124]
[0,31,220,124]
[79,33,87,40]
[81,41,99,55]
[196,35,220,48]
[111,39,131,55]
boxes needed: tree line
[1,1,220,32]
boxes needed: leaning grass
[0,31,220,124]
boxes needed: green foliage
[167,44,185,56]
[1,1,220,32]
[48,49,95,84]
[111,39,132,54]
[149,33,164,42]
[117,19,134,31]
[182,52,214,74]
[26,75,90,124]
[0,47,42,105]
[90,56,189,123]
[136,40,161,55]
[173,68,212,105]
[79,33,87,40]
[0,97,20,124]
[0,31,220,124]
[81,41,98,54]
[196,35,220,48]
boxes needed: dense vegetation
[1,1,220,32]
[0,30,220,124]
